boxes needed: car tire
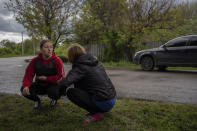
[158,66,167,71]
[140,56,154,71]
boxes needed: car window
[189,37,197,46]
[165,37,188,47]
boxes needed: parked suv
[133,35,197,71]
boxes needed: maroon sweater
[23,53,65,88]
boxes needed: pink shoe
[85,112,92,116]
[82,113,104,123]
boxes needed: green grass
[0,94,197,131]
[0,54,34,58]
[0,54,21,58]
[102,61,197,70]
[168,67,197,70]
[102,61,140,68]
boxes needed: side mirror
[162,45,167,50]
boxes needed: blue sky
[0,0,193,43]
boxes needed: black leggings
[20,82,62,102]
[66,88,104,114]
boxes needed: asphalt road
[0,56,197,104]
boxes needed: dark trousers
[20,82,62,102]
[66,88,104,114]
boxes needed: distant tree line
[0,39,40,56]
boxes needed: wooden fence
[145,42,166,49]
[84,42,165,61]
[84,44,105,60]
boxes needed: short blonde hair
[67,43,87,63]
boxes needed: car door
[156,37,189,66]
[185,36,197,66]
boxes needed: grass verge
[102,61,140,68]
[102,61,197,70]
[0,54,34,58]
[0,93,197,131]
[168,67,197,70]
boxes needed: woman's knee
[66,88,75,98]
[47,87,60,100]
[48,91,60,100]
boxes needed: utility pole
[21,31,24,55]
[33,38,35,55]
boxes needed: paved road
[107,67,197,104]
[0,57,197,104]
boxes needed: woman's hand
[22,87,30,96]
[37,76,47,81]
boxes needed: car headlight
[134,51,141,57]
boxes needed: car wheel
[158,66,167,71]
[140,56,154,71]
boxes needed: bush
[58,56,68,63]
[100,30,134,62]
[0,47,13,56]
[54,44,69,57]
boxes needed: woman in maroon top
[21,40,65,109]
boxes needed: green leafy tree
[73,0,180,61]
[126,0,178,47]
[23,39,38,55]
[0,39,16,50]
[73,0,131,61]
[145,1,197,43]
[0,40,20,55]
[5,0,78,48]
